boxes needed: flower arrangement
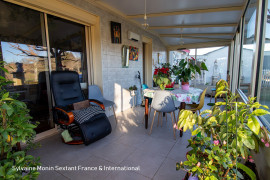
[172,57,208,83]
[176,79,270,180]
[153,63,172,90]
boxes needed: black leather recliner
[50,71,112,145]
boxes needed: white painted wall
[63,0,167,115]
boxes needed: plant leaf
[252,109,270,116]
[237,163,256,180]
[247,116,260,135]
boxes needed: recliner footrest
[79,113,112,145]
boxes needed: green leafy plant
[0,62,40,179]
[172,58,208,83]
[176,79,270,179]
[129,85,137,91]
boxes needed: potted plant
[129,85,137,96]
[172,58,208,90]
[176,79,270,179]
[153,63,172,90]
[0,62,40,179]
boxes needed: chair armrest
[88,99,105,110]
[54,107,74,125]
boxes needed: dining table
[143,87,203,136]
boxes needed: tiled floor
[29,97,213,180]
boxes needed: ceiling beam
[127,6,243,19]
[167,40,231,51]
[149,23,237,29]
[160,33,234,37]
[163,36,231,41]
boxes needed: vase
[181,81,189,91]
[188,174,198,180]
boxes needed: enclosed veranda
[1,0,270,179]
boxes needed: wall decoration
[129,46,139,61]
[111,21,121,44]
[122,45,129,68]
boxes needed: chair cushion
[72,106,105,124]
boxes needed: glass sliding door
[0,1,53,133]
[47,15,88,97]
[0,1,90,133]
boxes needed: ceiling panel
[162,37,215,45]
[97,0,244,47]
[100,0,245,15]
[134,11,242,26]
[154,27,236,34]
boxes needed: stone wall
[63,0,167,115]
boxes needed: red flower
[191,57,195,60]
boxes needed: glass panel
[239,0,257,96]
[47,15,88,96]
[258,0,270,127]
[0,1,53,133]
[188,47,228,87]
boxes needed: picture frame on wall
[129,46,139,61]
[111,21,121,44]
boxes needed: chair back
[88,85,104,102]
[196,88,207,110]
[151,90,175,113]
[51,71,85,107]
[142,84,149,90]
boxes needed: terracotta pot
[181,81,189,90]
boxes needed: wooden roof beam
[127,6,243,19]
[162,36,231,41]
[160,33,234,37]
[167,40,231,51]
[149,23,237,29]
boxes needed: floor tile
[153,158,187,180]
[119,149,166,179]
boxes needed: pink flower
[173,123,179,130]
[223,140,227,145]
[265,142,269,147]
[213,140,219,146]
[243,156,245,159]
[261,138,265,143]
[196,162,201,167]
[249,159,254,163]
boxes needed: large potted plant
[172,58,208,90]
[176,79,270,179]
[153,63,172,90]
[0,62,40,179]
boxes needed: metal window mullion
[85,26,93,86]
[43,13,55,127]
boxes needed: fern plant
[176,79,270,179]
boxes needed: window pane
[259,0,270,127]
[0,1,53,133]
[47,15,88,87]
[239,0,257,96]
